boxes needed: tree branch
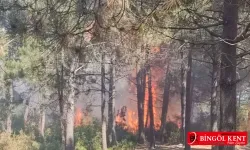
[193,20,222,38]
[155,22,222,31]
[233,23,250,43]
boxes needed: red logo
[187,132,248,145]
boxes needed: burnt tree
[148,67,155,149]
[180,48,186,145]
[56,54,66,149]
[219,0,238,150]
[107,56,117,146]
[101,51,108,150]
[159,63,171,143]
[184,47,192,150]
[136,67,147,144]
[65,50,79,150]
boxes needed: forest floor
[135,144,250,150]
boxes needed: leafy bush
[109,139,136,150]
[164,121,180,144]
[115,125,137,142]
[35,115,63,150]
[191,111,210,131]
[40,127,62,150]
[0,131,40,150]
[74,119,102,150]
[237,104,248,131]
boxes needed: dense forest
[0,0,249,150]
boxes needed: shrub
[115,125,136,142]
[0,131,40,150]
[109,139,136,150]
[237,104,248,131]
[74,119,102,150]
[164,121,180,144]
[41,127,62,150]
[191,111,210,131]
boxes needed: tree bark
[210,1,222,149]
[210,43,220,132]
[137,45,148,144]
[180,49,186,145]
[39,104,45,137]
[57,54,66,149]
[65,51,79,150]
[184,47,192,150]
[24,99,30,131]
[136,67,147,144]
[6,81,13,134]
[101,51,108,150]
[160,64,171,143]
[148,67,155,149]
[107,57,117,146]
[211,57,220,150]
[145,108,149,128]
[247,101,250,132]
[219,0,238,150]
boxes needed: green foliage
[115,125,137,142]
[108,140,136,150]
[237,104,248,131]
[191,111,210,132]
[164,122,180,144]
[38,115,62,150]
[12,110,25,133]
[74,119,102,150]
[18,36,48,83]
[0,131,40,150]
[40,127,62,150]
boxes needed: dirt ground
[136,144,250,150]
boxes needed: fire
[115,46,181,134]
[74,107,92,127]
[115,106,138,133]
[75,107,83,127]
[116,67,165,133]
[144,72,161,130]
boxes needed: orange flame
[75,107,83,127]
[115,46,181,133]
[144,72,161,130]
[116,107,138,134]
[116,67,164,133]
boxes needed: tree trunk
[65,51,79,150]
[210,45,220,132]
[238,91,241,108]
[247,101,250,132]
[210,1,222,149]
[39,104,45,137]
[24,99,30,131]
[101,51,108,150]
[136,67,147,144]
[184,48,192,150]
[211,58,220,150]
[219,0,238,150]
[107,57,117,146]
[148,67,155,149]
[57,54,66,149]
[145,109,149,128]
[180,49,186,145]
[137,45,148,144]
[160,64,171,143]
[6,81,13,133]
